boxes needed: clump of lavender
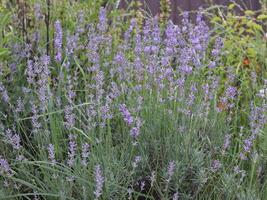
[47,144,56,165]
[240,104,266,160]
[67,134,77,167]
[81,143,90,166]
[188,12,209,68]
[54,20,63,62]
[94,165,104,200]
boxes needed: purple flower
[119,104,133,126]
[212,37,223,58]
[47,144,56,165]
[38,55,51,112]
[172,192,179,200]
[15,97,24,113]
[150,171,156,187]
[26,59,35,84]
[130,118,142,139]
[5,129,21,150]
[94,165,104,199]
[187,83,197,106]
[140,181,145,191]
[76,11,85,34]
[243,138,253,153]
[81,143,90,166]
[66,75,76,103]
[202,83,210,97]
[66,32,78,59]
[181,11,189,33]
[124,18,137,43]
[34,3,42,21]
[187,12,209,68]
[208,61,216,69]
[16,155,27,161]
[132,156,142,169]
[31,102,41,134]
[225,86,237,100]
[0,156,13,176]
[166,161,176,183]
[54,20,63,62]
[222,134,231,153]
[164,21,178,55]
[64,105,75,129]
[134,28,142,55]
[130,127,140,139]
[0,82,10,103]
[97,7,107,33]
[211,160,221,172]
[67,134,77,167]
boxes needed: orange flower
[243,57,250,66]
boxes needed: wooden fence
[119,0,261,23]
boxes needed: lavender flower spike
[166,161,176,183]
[54,20,63,62]
[67,134,77,167]
[47,144,56,165]
[98,7,107,33]
[119,104,134,126]
[172,192,179,200]
[94,165,104,200]
[81,143,90,166]
[211,160,221,172]
[5,129,22,150]
[0,156,13,176]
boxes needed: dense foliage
[0,1,267,199]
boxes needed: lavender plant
[0,3,266,200]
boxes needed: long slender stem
[46,0,51,56]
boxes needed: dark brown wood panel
[119,0,261,23]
